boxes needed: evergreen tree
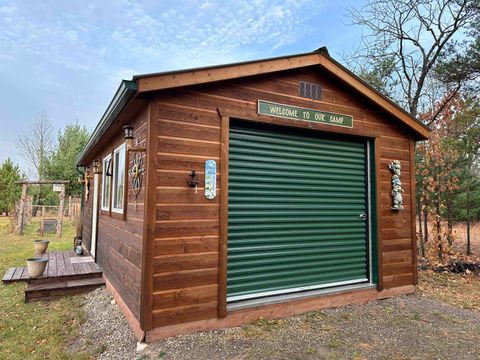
[0,158,22,215]
[45,122,90,196]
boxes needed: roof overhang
[78,47,430,167]
[132,48,429,139]
[76,80,137,166]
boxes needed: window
[112,143,126,213]
[101,155,112,211]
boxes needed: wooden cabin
[76,47,430,342]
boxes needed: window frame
[111,143,126,214]
[101,154,112,211]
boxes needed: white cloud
[106,0,324,72]
[0,0,330,170]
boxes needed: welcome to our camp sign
[258,100,353,128]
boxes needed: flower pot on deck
[26,258,48,278]
[34,240,49,255]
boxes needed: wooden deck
[2,250,102,284]
[2,250,104,302]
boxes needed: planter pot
[26,258,48,278]
[34,240,50,255]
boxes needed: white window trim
[112,143,126,214]
[101,154,112,211]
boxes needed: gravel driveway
[70,287,480,360]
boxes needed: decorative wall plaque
[129,152,145,209]
[388,160,404,210]
[204,160,217,200]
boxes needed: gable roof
[77,47,429,166]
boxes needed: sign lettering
[258,100,353,128]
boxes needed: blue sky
[0,0,366,174]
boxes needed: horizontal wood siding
[151,66,415,328]
[88,108,148,322]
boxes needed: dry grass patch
[417,270,480,311]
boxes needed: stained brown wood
[2,251,102,285]
[153,268,218,292]
[153,284,218,310]
[136,51,428,139]
[82,106,148,328]
[218,115,229,318]
[149,65,420,327]
[152,301,218,327]
[156,204,219,221]
[80,58,426,337]
[137,53,321,92]
[25,277,105,303]
[140,100,157,331]
[153,252,218,273]
[410,138,418,285]
[154,236,218,256]
[145,285,415,342]
[374,138,384,291]
[104,277,146,342]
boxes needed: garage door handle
[359,213,367,221]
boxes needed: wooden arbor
[16,180,69,237]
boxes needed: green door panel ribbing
[227,122,369,301]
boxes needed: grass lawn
[0,217,89,360]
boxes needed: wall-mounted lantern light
[123,125,134,139]
[186,170,199,193]
[92,160,99,173]
[123,125,134,148]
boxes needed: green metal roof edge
[76,80,137,166]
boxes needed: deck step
[25,277,105,302]
[28,270,103,285]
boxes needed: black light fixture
[92,160,99,173]
[123,125,134,139]
[186,170,199,188]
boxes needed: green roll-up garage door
[227,122,369,301]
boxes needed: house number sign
[258,100,353,128]
[204,160,217,200]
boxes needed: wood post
[56,184,65,238]
[41,205,46,236]
[68,195,72,220]
[16,183,27,235]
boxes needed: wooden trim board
[146,285,415,342]
[137,54,321,93]
[409,138,418,285]
[140,100,158,331]
[135,52,429,140]
[218,115,230,318]
[374,138,384,291]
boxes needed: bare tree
[348,0,476,124]
[17,112,54,180]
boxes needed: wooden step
[25,277,105,303]
[27,270,103,285]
